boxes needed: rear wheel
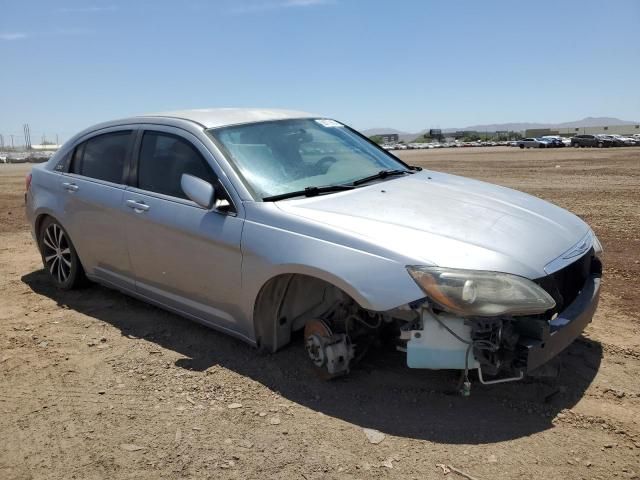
[38,217,86,290]
[598,142,604,148]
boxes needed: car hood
[275,171,590,279]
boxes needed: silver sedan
[25,109,602,388]
[517,137,549,149]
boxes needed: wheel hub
[304,319,355,378]
[304,319,332,368]
[305,334,326,367]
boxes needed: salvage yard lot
[1,147,639,479]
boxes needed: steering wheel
[314,156,338,174]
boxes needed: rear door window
[137,131,217,200]
[70,131,132,184]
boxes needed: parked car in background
[595,135,621,147]
[598,135,627,147]
[517,138,547,148]
[571,134,608,148]
[608,134,636,146]
[596,135,617,148]
[541,136,565,148]
[24,108,603,385]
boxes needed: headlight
[592,231,603,256]
[407,266,556,317]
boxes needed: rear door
[61,128,136,289]
[123,127,245,336]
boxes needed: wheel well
[253,273,355,353]
[34,213,53,244]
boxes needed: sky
[1,0,639,143]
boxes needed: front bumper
[519,273,601,372]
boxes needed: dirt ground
[1,147,639,480]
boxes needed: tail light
[25,173,32,192]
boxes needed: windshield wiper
[262,169,413,201]
[351,169,412,186]
[262,184,355,202]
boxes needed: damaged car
[25,108,603,389]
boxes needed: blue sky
[1,0,639,142]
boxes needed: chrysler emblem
[563,240,590,259]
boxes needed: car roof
[52,108,322,164]
[137,108,317,129]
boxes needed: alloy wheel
[42,223,72,284]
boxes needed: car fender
[239,217,426,324]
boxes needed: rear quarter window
[53,150,72,172]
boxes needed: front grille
[535,249,596,313]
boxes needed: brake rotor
[304,318,332,342]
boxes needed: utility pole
[23,124,32,150]
[10,134,15,149]
[0,134,4,149]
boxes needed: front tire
[38,217,86,290]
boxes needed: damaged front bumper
[402,269,601,378]
[520,274,600,372]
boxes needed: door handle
[62,182,79,192]
[126,199,150,212]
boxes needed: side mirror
[181,174,214,209]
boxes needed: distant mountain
[360,127,410,136]
[444,123,546,133]
[555,117,639,128]
[362,117,639,140]
[453,117,639,132]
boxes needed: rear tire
[38,217,86,290]
[519,144,524,149]
[598,142,603,148]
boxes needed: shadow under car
[22,269,602,445]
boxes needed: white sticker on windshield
[315,119,343,128]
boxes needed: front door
[123,128,245,336]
